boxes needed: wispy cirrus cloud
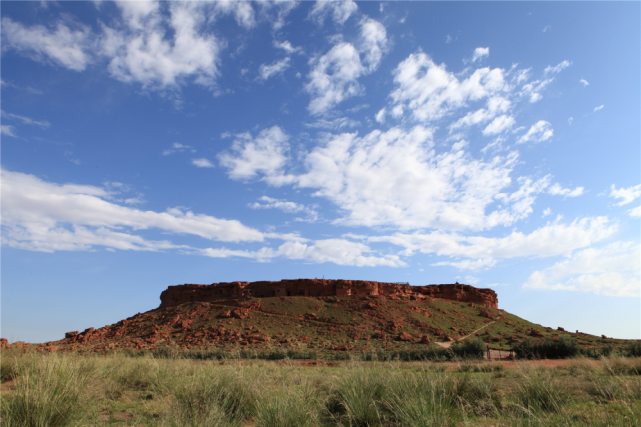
[250,196,318,221]
[517,120,553,144]
[368,216,616,269]
[192,158,215,168]
[1,110,50,128]
[163,143,195,156]
[258,57,291,80]
[524,242,640,297]
[471,47,489,63]
[201,238,405,267]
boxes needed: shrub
[625,341,641,357]
[512,337,580,359]
[450,338,487,359]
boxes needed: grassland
[1,351,640,426]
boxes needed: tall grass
[1,353,640,426]
[253,382,321,427]
[513,368,570,414]
[161,374,240,427]
[328,367,386,426]
[1,355,89,427]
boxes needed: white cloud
[309,0,358,26]
[273,40,301,54]
[542,25,551,33]
[520,78,552,103]
[449,96,511,132]
[548,183,584,197]
[517,120,553,144]
[359,17,389,72]
[465,275,480,284]
[305,17,388,115]
[210,0,256,29]
[471,47,489,63]
[370,216,616,267]
[543,207,552,217]
[628,206,641,218]
[388,52,509,123]
[192,158,215,168]
[305,42,364,115]
[1,169,267,253]
[568,117,573,125]
[1,17,93,71]
[257,1,300,31]
[544,60,571,76]
[249,196,318,221]
[163,142,195,155]
[375,108,386,123]
[482,114,515,135]
[512,68,530,85]
[101,2,222,89]
[218,126,290,181]
[229,125,559,231]
[1,125,18,137]
[202,238,405,267]
[305,116,361,130]
[594,105,604,112]
[580,78,589,86]
[258,57,291,80]
[609,184,641,206]
[524,242,640,297]
[1,110,50,128]
[433,259,496,270]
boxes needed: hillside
[3,280,627,355]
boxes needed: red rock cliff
[159,279,498,309]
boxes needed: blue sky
[1,1,639,343]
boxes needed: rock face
[159,279,498,309]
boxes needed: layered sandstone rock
[159,279,498,309]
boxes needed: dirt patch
[0,379,16,395]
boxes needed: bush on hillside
[512,337,580,359]
[451,338,487,359]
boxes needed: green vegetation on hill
[5,295,633,358]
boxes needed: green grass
[2,353,640,426]
[1,355,90,427]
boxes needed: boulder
[65,331,79,339]
[397,332,413,341]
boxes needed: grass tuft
[1,355,89,427]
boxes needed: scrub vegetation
[1,352,640,426]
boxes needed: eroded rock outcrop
[159,279,498,309]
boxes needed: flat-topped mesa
[159,279,498,309]
[416,284,498,309]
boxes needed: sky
[1,1,639,343]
